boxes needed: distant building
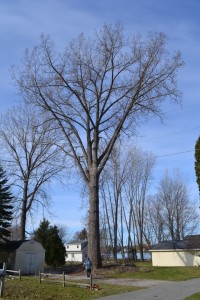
[150,235,200,267]
[0,240,45,274]
[65,240,88,262]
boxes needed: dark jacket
[84,258,92,269]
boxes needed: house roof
[151,236,200,251]
[65,240,88,254]
[67,239,88,245]
[185,234,200,246]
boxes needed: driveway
[97,278,200,300]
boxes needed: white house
[150,235,200,267]
[0,240,45,274]
[65,240,88,262]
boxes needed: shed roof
[151,236,200,251]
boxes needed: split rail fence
[6,269,21,280]
[39,272,98,290]
[0,263,21,297]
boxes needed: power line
[156,147,200,159]
[155,150,194,159]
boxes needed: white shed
[0,240,45,274]
[150,236,200,267]
[65,240,88,262]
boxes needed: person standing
[84,256,92,278]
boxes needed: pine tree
[0,165,13,241]
[195,136,200,194]
[33,219,66,266]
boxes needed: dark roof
[67,240,88,245]
[0,240,29,252]
[185,235,200,248]
[152,236,200,251]
[185,235,200,239]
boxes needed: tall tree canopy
[14,23,183,267]
[0,165,13,242]
[33,219,66,266]
[195,136,200,194]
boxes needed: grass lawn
[2,262,200,299]
[185,293,200,300]
[110,262,200,281]
[1,276,141,300]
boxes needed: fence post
[0,278,4,298]
[39,271,41,284]
[0,263,6,297]
[63,272,65,287]
[19,269,21,281]
[90,274,92,290]
[0,277,4,298]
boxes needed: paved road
[97,278,200,300]
[65,275,200,299]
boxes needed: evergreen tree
[33,219,66,266]
[0,165,13,241]
[195,136,200,194]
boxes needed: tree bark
[88,169,102,268]
[20,180,28,240]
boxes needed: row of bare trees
[0,103,198,260]
[99,145,199,261]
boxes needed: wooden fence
[0,263,6,297]
[0,264,21,298]
[6,269,21,281]
[39,272,98,290]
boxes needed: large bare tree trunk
[88,170,102,267]
[20,180,28,240]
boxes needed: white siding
[15,240,45,274]
[65,241,88,262]
[151,250,200,267]
[65,253,83,262]
[66,244,81,251]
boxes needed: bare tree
[7,223,21,241]
[124,148,155,260]
[100,145,155,261]
[100,144,128,261]
[73,228,88,241]
[57,224,72,244]
[148,170,199,242]
[0,104,65,240]
[13,23,183,267]
[145,195,166,244]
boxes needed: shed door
[24,252,36,274]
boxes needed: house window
[77,245,79,248]
[67,245,69,248]
[71,253,74,258]
[66,254,68,258]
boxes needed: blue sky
[0,0,200,234]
